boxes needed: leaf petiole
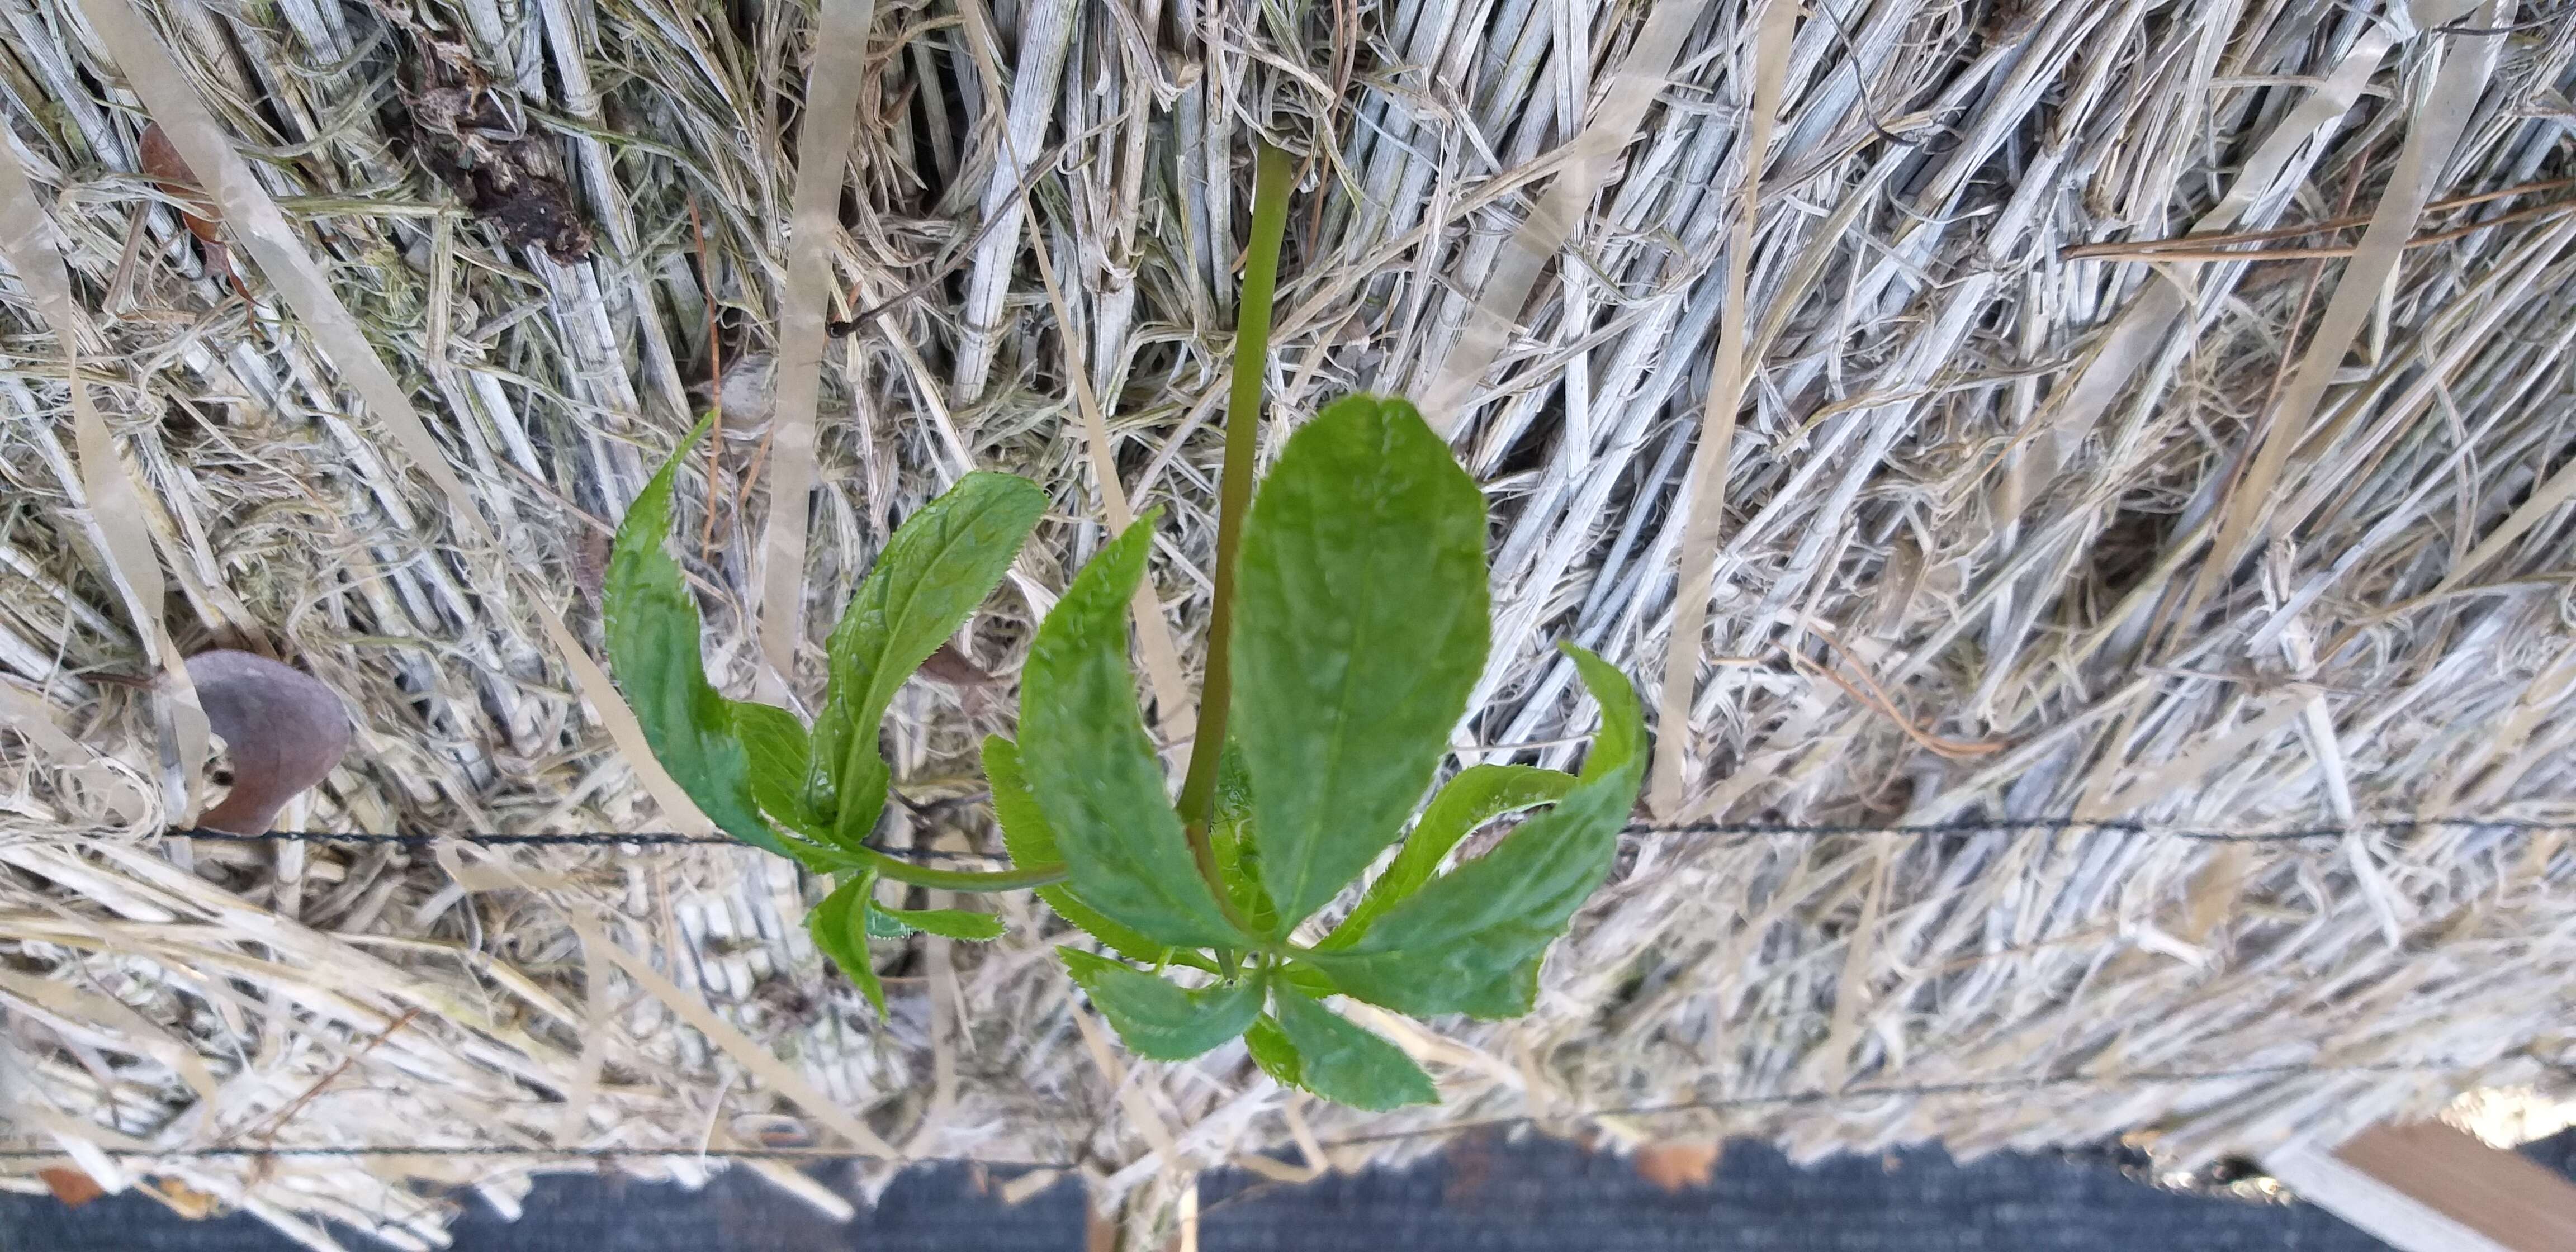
[850,847,1067,893]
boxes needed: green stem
[858,848,1067,892]
[1175,141,1295,833]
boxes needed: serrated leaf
[604,415,790,859]
[863,904,914,939]
[1268,987,1437,1110]
[1302,646,1644,1019]
[879,905,1005,941]
[1234,395,1490,928]
[1059,949,1262,1061]
[807,873,887,1017]
[1243,1015,1305,1089]
[733,700,825,840]
[984,736,1211,970]
[1320,764,1576,951]
[809,472,1046,852]
[1019,516,1242,949]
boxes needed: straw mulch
[4,0,2574,1244]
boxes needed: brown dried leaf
[40,1166,105,1208]
[1633,1140,1723,1192]
[183,650,352,834]
[920,642,1000,689]
[139,122,245,297]
[138,123,220,245]
[149,1178,221,1220]
[402,74,592,262]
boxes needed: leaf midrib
[1273,434,1463,921]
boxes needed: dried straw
[2,0,2574,1245]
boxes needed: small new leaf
[984,737,1209,969]
[1302,646,1645,1019]
[1019,515,1242,949]
[603,415,790,859]
[807,874,887,1017]
[734,700,824,841]
[1234,395,1490,928]
[1269,988,1436,1110]
[1059,949,1262,1061]
[1243,1016,1305,1090]
[809,472,1046,851]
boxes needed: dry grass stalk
[0,0,2572,1244]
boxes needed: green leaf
[1243,1015,1305,1090]
[1268,987,1436,1110]
[863,904,914,939]
[1320,765,1575,950]
[1234,395,1490,928]
[1019,516,1242,949]
[879,905,1005,941]
[983,736,1058,866]
[733,700,825,840]
[1280,962,1341,999]
[604,415,790,860]
[1208,740,1278,936]
[807,873,887,1017]
[809,472,1047,852]
[1301,646,1645,1019]
[1059,949,1263,1061]
[985,737,1210,970]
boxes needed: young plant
[604,427,1060,1013]
[603,147,1645,1108]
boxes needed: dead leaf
[572,525,611,603]
[138,124,219,244]
[1633,1140,1723,1192]
[40,1166,105,1208]
[397,45,591,262]
[138,124,245,297]
[921,643,1002,723]
[183,650,352,834]
[920,643,999,689]
[149,1177,221,1220]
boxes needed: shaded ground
[28,1127,2573,1250]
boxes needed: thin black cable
[155,816,2573,848]
[1627,816,2576,843]
[0,1144,1074,1166]
[162,828,992,862]
[0,1059,2457,1164]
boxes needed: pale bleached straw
[1414,0,1710,433]
[0,108,206,815]
[2182,0,2506,623]
[752,0,876,706]
[7,0,2576,1240]
[73,0,714,837]
[1649,0,1797,816]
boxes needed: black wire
[162,829,993,862]
[157,817,2569,848]
[0,1060,2452,1165]
[0,1144,1074,1166]
[1626,816,2572,843]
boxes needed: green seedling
[603,146,1645,1107]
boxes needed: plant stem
[1175,141,1295,833]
